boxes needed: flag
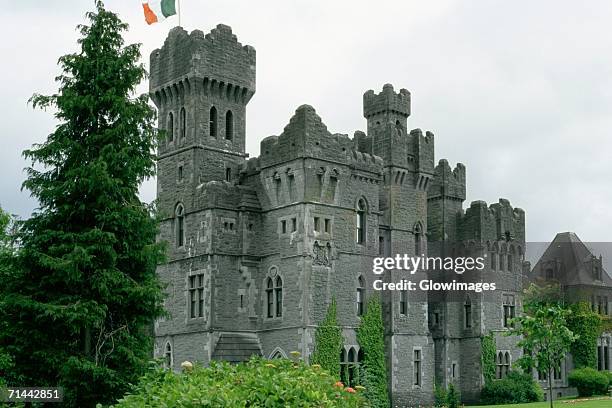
[142,0,177,25]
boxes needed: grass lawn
[471,396,612,408]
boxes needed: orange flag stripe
[142,3,158,25]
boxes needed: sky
[1,0,611,250]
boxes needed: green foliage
[433,383,462,408]
[507,304,577,405]
[434,384,447,407]
[481,332,496,384]
[107,357,365,407]
[523,282,563,314]
[357,295,389,408]
[0,2,165,407]
[480,370,544,405]
[311,298,343,379]
[568,368,610,397]
[446,383,461,408]
[567,302,602,369]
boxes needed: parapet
[363,84,411,119]
[150,24,256,93]
[254,105,382,174]
[461,198,526,243]
[427,159,466,200]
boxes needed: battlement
[363,84,411,119]
[149,24,256,95]
[461,198,525,243]
[428,159,466,200]
[241,105,382,174]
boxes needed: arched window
[504,352,511,378]
[275,276,283,317]
[175,204,185,247]
[209,106,218,137]
[507,248,514,272]
[356,199,367,244]
[414,223,423,256]
[464,296,472,328]
[496,352,503,379]
[340,349,347,383]
[167,112,174,142]
[357,276,365,316]
[164,342,173,369]
[266,278,273,318]
[179,107,186,140]
[225,110,233,140]
[270,348,285,359]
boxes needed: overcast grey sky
[1,0,611,245]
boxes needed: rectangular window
[324,218,330,233]
[225,167,232,182]
[597,296,602,314]
[503,294,516,328]
[314,217,320,232]
[413,349,421,386]
[400,291,407,315]
[178,165,184,182]
[267,288,273,318]
[434,312,440,325]
[452,363,457,379]
[465,303,472,328]
[281,220,287,234]
[379,236,385,255]
[292,218,297,232]
[188,274,205,318]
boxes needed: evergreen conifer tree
[0,2,165,406]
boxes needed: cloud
[1,0,610,246]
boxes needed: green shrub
[568,367,609,397]
[433,383,461,408]
[105,356,365,407]
[480,371,543,405]
[434,384,447,407]
[357,296,389,408]
[446,383,461,408]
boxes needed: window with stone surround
[209,106,218,137]
[179,107,186,140]
[167,112,174,142]
[188,273,204,318]
[503,294,515,328]
[274,276,283,317]
[266,278,274,318]
[357,276,365,316]
[225,110,233,140]
[356,198,367,244]
[496,351,510,379]
[413,349,422,386]
[400,290,407,315]
[175,203,185,247]
[340,347,363,387]
[164,342,173,369]
[464,296,472,329]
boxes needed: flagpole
[178,0,182,27]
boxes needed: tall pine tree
[0,2,165,406]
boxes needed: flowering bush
[106,356,365,407]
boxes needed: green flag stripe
[161,0,177,18]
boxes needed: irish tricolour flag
[142,0,177,25]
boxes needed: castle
[149,24,560,405]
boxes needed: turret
[150,24,256,216]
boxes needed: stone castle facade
[150,24,531,406]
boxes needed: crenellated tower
[149,24,255,217]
